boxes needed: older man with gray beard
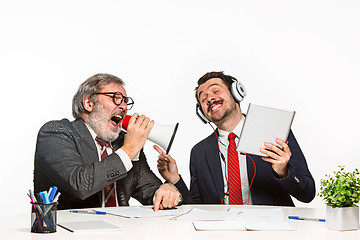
[34,73,180,211]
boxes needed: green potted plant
[319,166,360,230]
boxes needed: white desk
[0,205,359,240]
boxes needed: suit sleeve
[174,146,203,204]
[276,130,316,203]
[34,120,128,200]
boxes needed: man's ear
[83,97,94,113]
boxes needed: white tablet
[236,103,295,157]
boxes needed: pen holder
[30,202,58,233]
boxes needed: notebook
[236,103,295,157]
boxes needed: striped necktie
[96,138,117,207]
[227,132,243,205]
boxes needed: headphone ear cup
[196,103,209,124]
[230,79,247,102]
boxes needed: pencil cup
[30,202,58,233]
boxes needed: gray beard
[87,105,121,142]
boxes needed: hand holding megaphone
[121,114,154,160]
[122,114,179,154]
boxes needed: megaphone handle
[166,123,179,154]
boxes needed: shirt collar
[84,122,112,148]
[218,116,245,145]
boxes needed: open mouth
[110,114,123,127]
[208,100,223,113]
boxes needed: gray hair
[72,73,125,119]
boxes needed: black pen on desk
[58,223,74,232]
[288,216,326,222]
[69,210,107,215]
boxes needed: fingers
[153,192,161,212]
[128,113,139,125]
[153,145,165,156]
[154,145,174,163]
[160,193,179,209]
[277,139,290,155]
[157,159,168,170]
[260,139,286,159]
[121,113,154,160]
[152,184,180,211]
[260,139,291,178]
[130,114,154,132]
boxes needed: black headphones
[196,76,247,124]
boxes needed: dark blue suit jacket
[175,130,315,206]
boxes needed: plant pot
[326,205,359,231]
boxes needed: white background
[0,0,359,217]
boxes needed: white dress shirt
[217,117,253,205]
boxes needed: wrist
[120,146,137,160]
[169,174,180,184]
[274,167,288,179]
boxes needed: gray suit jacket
[34,118,162,210]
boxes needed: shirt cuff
[115,148,133,171]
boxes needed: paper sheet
[58,220,121,232]
[237,208,284,221]
[172,208,242,221]
[97,206,180,218]
[243,221,295,231]
[192,208,295,231]
[193,220,246,231]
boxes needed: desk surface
[1,205,359,239]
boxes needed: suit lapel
[112,131,125,151]
[204,132,225,202]
[72,119,99,162]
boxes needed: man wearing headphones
[155,71,315,206]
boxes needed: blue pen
[69,210,107,215]
[48,186,58,202]
[288,216,326,222]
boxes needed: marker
[288,216,326,222]
[40,191,50,203]
[48,186,58,202]
[48,187,53,197]
[29,189,38,203]
[52,192,61,203]
[69,210,107,215]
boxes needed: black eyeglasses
[93,92,134,110]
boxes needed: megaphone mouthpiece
[121,115,132,130]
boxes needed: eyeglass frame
[93,92,134,110]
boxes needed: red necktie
[228,132,243,205]
[96,138,117,207]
